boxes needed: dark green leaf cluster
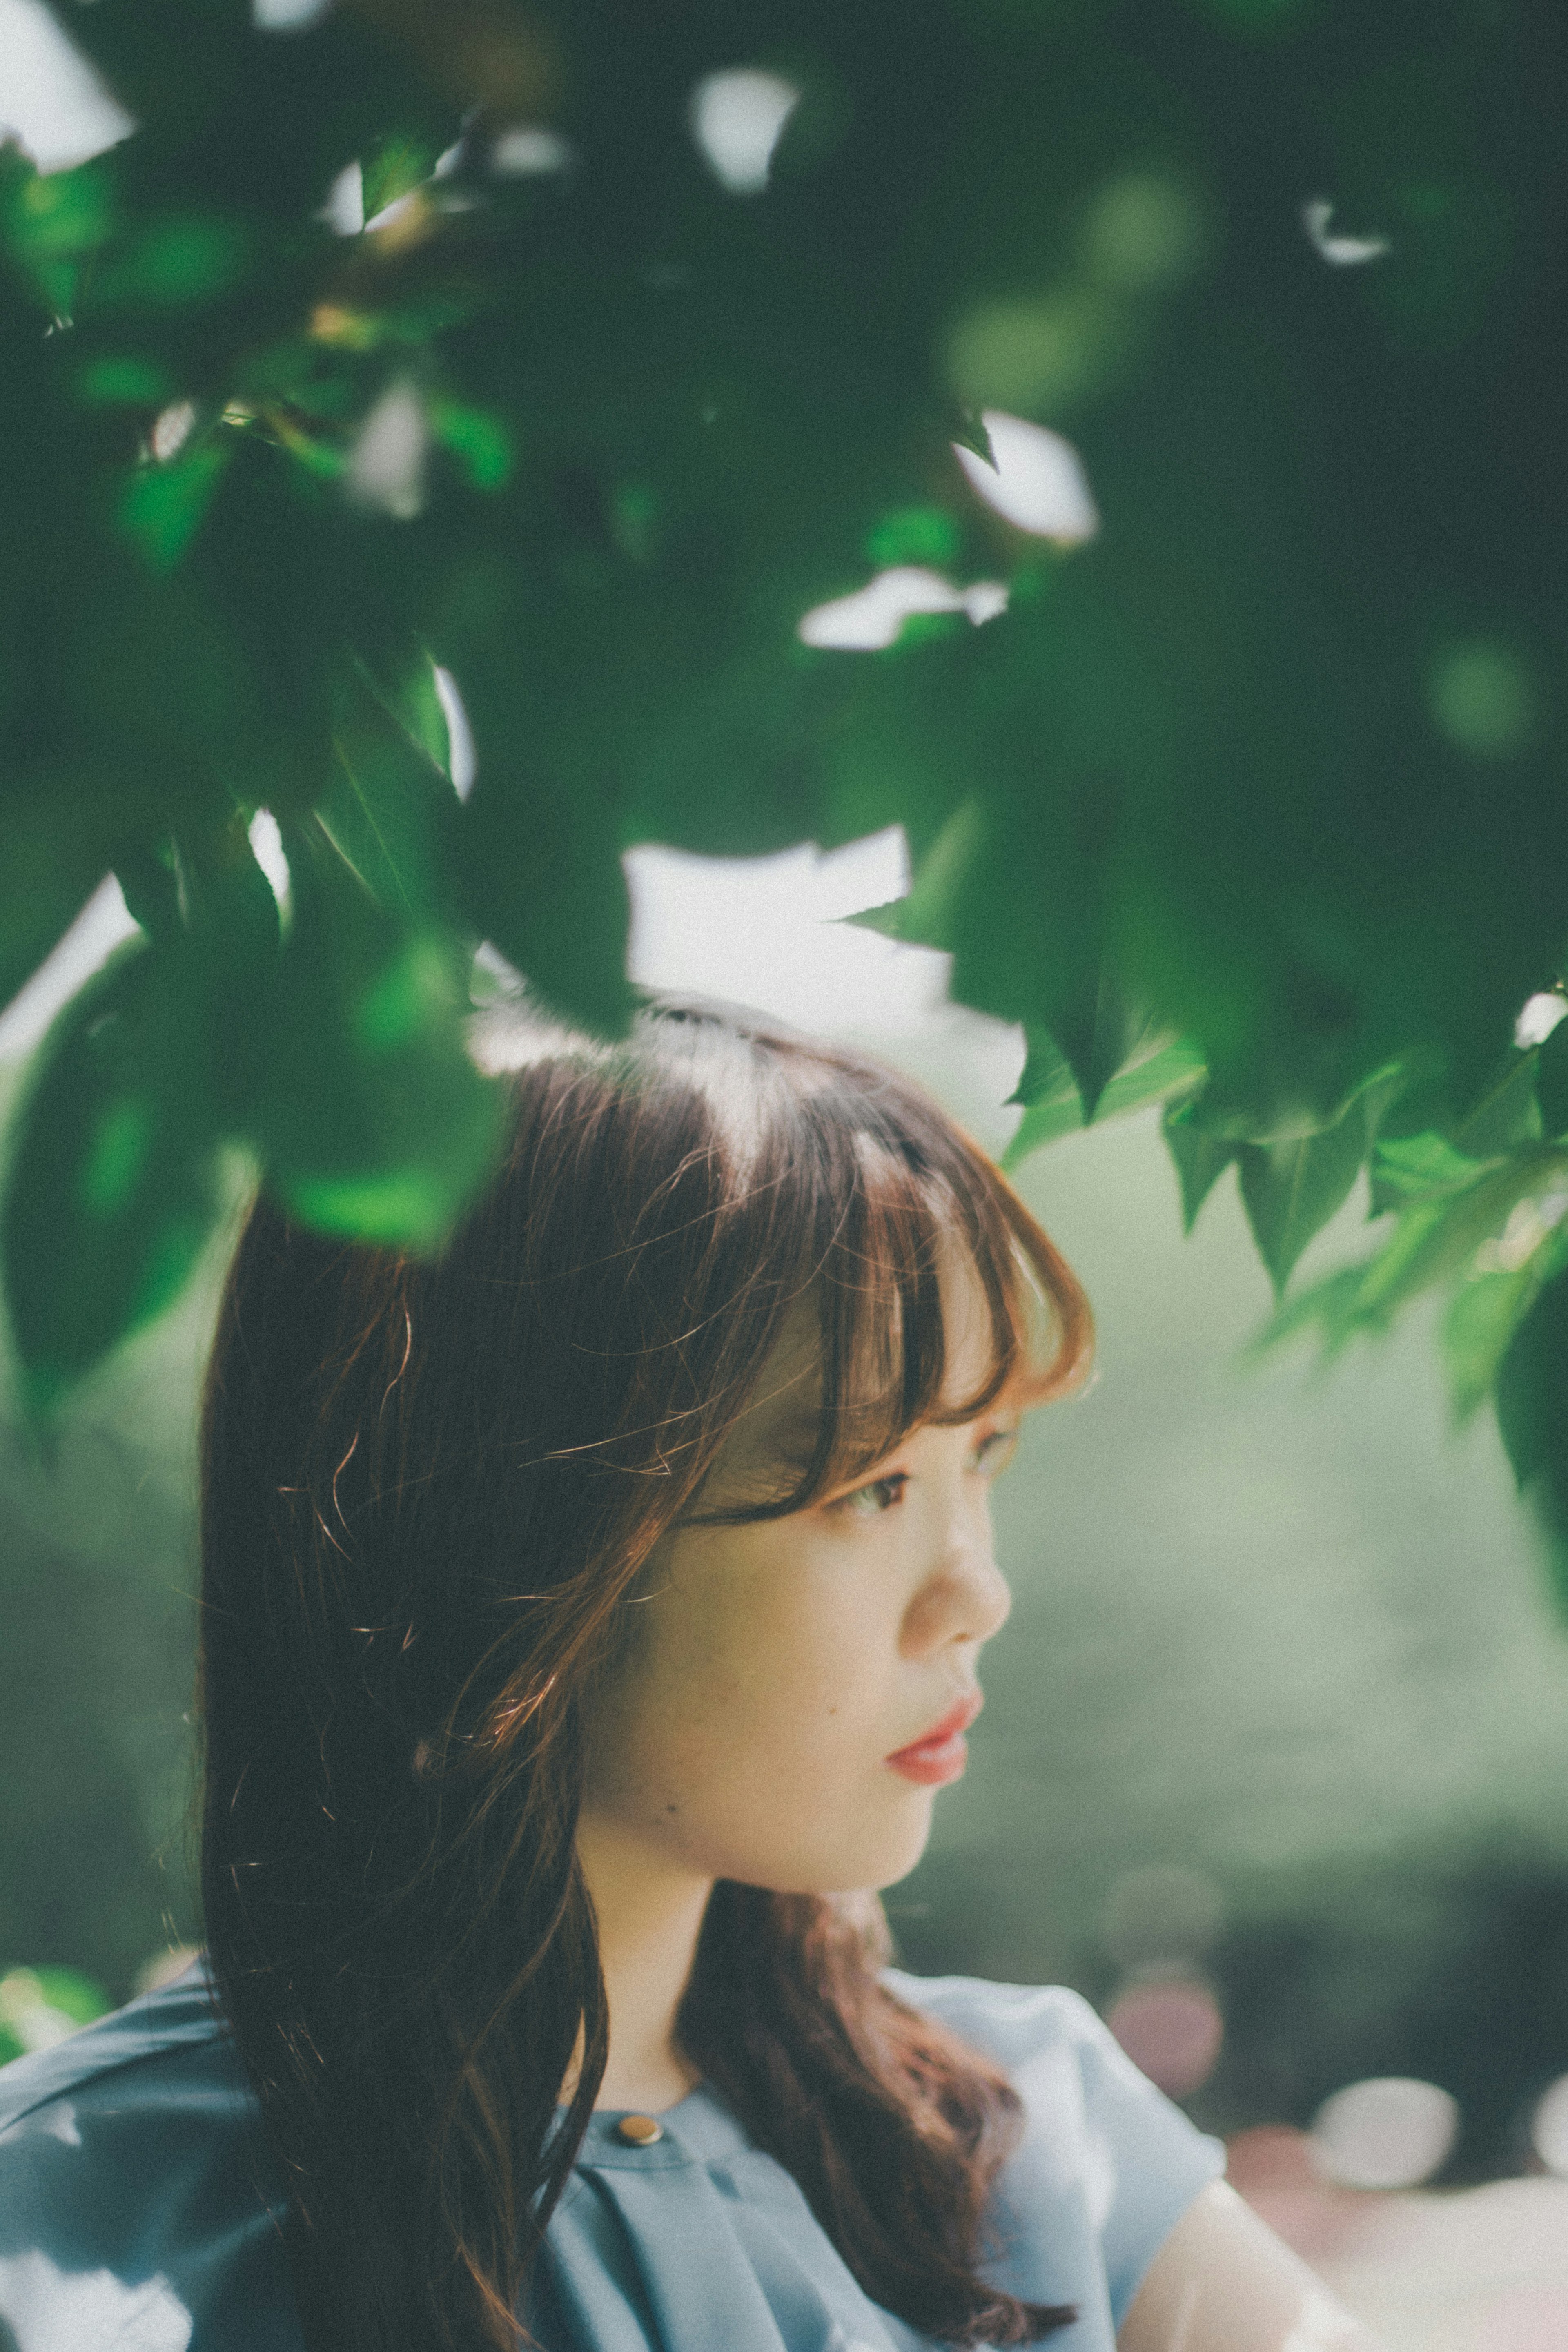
[0,0,1565,1461]
[1251,1030,1568,1608]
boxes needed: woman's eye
[839,1472,909,1516]
[971,1427,1019,1479]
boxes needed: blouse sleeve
[884,1971,1227,2343]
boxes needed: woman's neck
[569,1812,713,2112]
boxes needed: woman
[0,1001,1377,2352]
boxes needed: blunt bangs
[634,1003,1092,1524]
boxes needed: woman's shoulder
[885,1970,1227,2334]
[0,1963,290,2352]
[884,1966,1111,2068]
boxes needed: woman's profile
[0,1001,1377,2350]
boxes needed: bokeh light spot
[1081,172,1208,291]
[490,125,575,176]
[254,0,331,26]
[247,809,292,920]
[1106,1977,1223,2098]
[0,0,135,172]
[945,288,1122,421]
[1302,198,1392,267]
[1310,2077,1458,2189]
[798,567,1007,651]
[150,398,196,463]
[688,69,800,196]
[953,411,1099,542]
[347,381,428,519]
[321,160,364,237]
[0,1969,80,2054]
[1516,993,1568,1051]
[1530,2073,1568,2175]
[1430,640,1538,761]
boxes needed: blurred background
[7,5,1568,2342]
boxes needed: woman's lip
[886,1694,983,1785]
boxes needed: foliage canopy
[3,0,1568,1587]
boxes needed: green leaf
[1162,1104,1238,1233]
[455,778,633,1037]
[1232,1065,1410,1293]
[317,654,460,923]
[1236,1103,1372,1296]
[1109,1039,1213,1119]
[0,793,124,1021]
[1002,1034,1082,1168]
[1495,1271,1568,1622]
[92,214,253,309]
[253,834,505,1251]
[950,411,996,466]
[1008,1030,1077,1112]
[428,400,514,492]
[849,800,984,953]
[1252,1261,1379,1363]
[864,506,962,569]
[1262,1147,1568,1368]
[393,655,453,777]
[845,898,911,940]
[113,837,185,942]
[74,355,176,406]
[435,609,635,1034]
[1099,1033,1206,1122]
[1454,1049,1544,1157]
[118,441,229,574]
[2,151,115,312]
[1368,1131,1490,1217]
[1497,1273,1568,1491]
[0,941,225,1415]
[1051,968,1157,1124]
[1002,1023,1205,1172]
[362,132,445,223]
[1443,1266,1549,1425]
[1537,1021,1568,1141]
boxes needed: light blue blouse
[0,1962,1223,2352]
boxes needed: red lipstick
[886,1694,982,1787]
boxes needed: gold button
[616,2113,663,2146]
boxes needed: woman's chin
[843,1794,940,1896]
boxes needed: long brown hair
[198,1001,1091,2352]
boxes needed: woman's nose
[900,1539,1012,1655]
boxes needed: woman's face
[579,1261,1021,1897]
